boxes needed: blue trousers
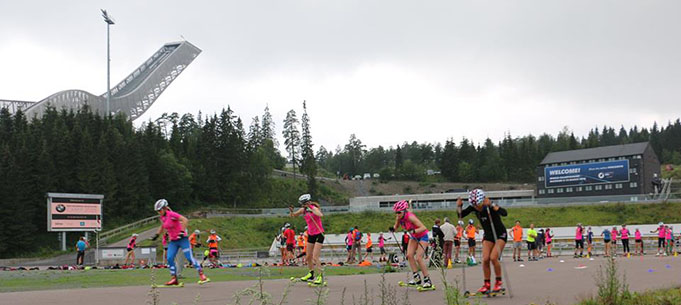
[167,236,201,275]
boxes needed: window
[538,189,546,195]
[608,157,616,161]
[548,189,555,194]
[595,185,603,190]
[557,188,564,193]
[605,184,613,190]
[577,187,583,192]
[585,186,593,191]
[633,155,642,159]
[615,184,623,189]
[630,182,638,188]
[619,156,626,160]
[629,168,637,174]
[598,158,605,162]
[538,176,545,182]
[566,187,573,192]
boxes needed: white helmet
[458,220,464,226]
[468,219,474,224]
[298,194,311,204]
[132,233,138,237]
[284,223,291,228]
[659,222,664,226]
[210,229,216,234]
[154,199,168,211]
[194,230,200,234]
[468,189,485,206]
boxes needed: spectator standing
[75,237,88,266]
[440,217,456,267]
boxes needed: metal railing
[98,215,158,244]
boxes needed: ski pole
[486,204,513,298]
[389,230,407,261]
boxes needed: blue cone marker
[547,268,553,272]
[648,269,654,273]
[665,264,671,269]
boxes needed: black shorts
[454,239,461,247]
[611,240,617,245]
[604,239,611,244]
[127,248,134,252]
[575,240,584,248]
[483,231,508,243]
[659,238,666,247]
[380,247,386,254]
[635,239,642,243]
[366,247,373,253]
[468,238,476,248]
[308,233,325,244]
[286,244,295,252]
[527,241,536,250]
[547,241,552,245]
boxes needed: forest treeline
[319,122,681,182]
[0,102,680,257]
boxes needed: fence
[98,215,158,244]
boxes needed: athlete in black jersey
[457,189,508,295]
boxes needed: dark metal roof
[540,142,650,165]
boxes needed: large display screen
[544,160,630,188]
[47,193,103,232]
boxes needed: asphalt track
[4,256,681,305]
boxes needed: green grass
[0,266,382,293]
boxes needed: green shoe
[312,275,323,285]
[300,272,313,282]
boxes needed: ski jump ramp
[1,41,201,120]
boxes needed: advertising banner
[47,193,103,232]
[545,160,629,188]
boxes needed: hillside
[138,201,681,251]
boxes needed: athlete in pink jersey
[545,228,554,257]
[574,224,584,258]
[634,228,643,256]
[289,194,325,285]
[620,225,630,256]
[151,199,208,286]
[345,229,355,264]
[651,223,666,256]
[391,200,432,289]
[611,227,619,257]
[665,226,673,255]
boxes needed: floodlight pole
[102,10,115,116]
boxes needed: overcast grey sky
[1,1,680,150]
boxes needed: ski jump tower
[0,41,201,120]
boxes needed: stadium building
[536,142,660,198]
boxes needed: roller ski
[197,271,211,285]
[416,277,436,292]
[153,276,184,288]
[464,281,506,298]
[290,271,314,282]
[307,275,327,287]
[398,272,422,287]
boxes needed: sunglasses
[395,211,403,215]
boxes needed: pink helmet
[393,200,408,212]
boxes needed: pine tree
[299,101,317,197]
[261,105,277,147]
[283,110,301,178]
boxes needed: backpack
[355,231,362,241]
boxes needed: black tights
[622,239,630,253]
